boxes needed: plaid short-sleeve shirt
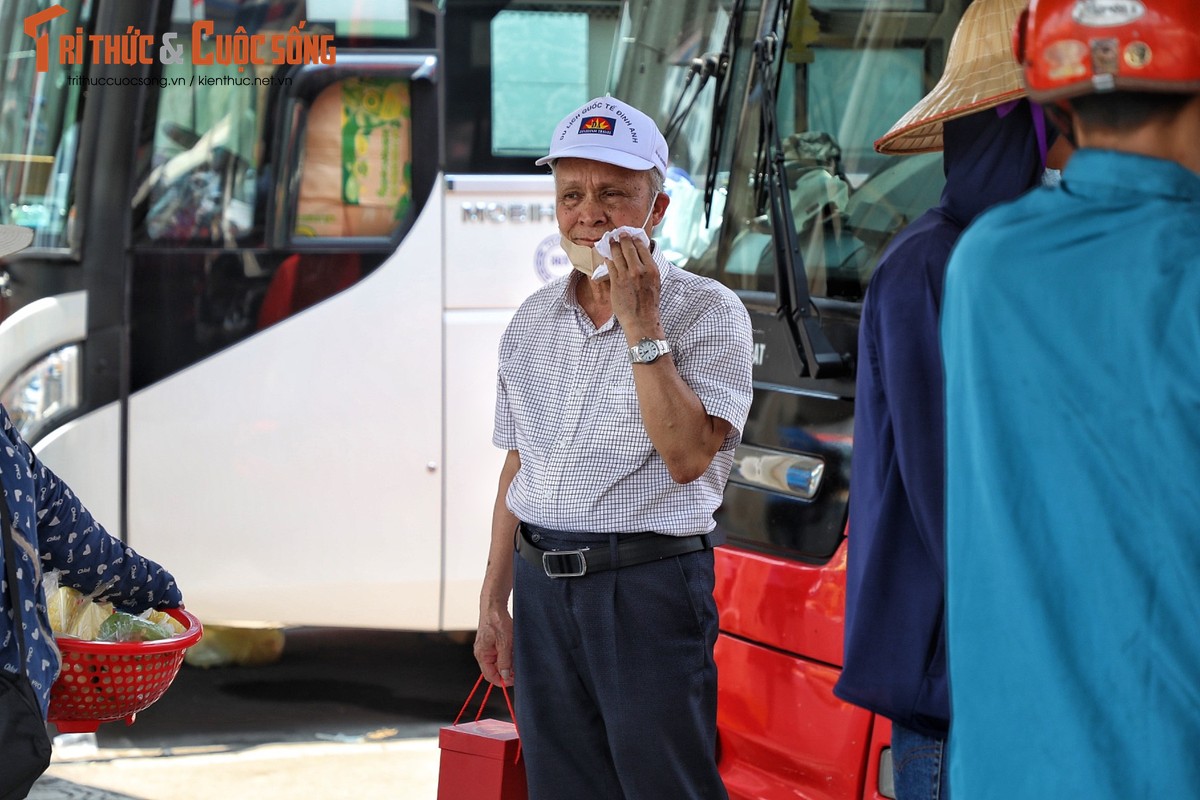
[494,246,753,535]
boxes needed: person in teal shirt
[940,1,1200,796]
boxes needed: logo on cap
[578,116,616,136]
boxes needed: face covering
[560,236,609,278]
[561,199,656,280]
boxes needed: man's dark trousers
[512,527,728,800]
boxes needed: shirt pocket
[602,379,648,440]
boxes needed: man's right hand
[475,605,514,687]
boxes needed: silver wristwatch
[628,338,671,364]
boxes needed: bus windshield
[612,0,954,302]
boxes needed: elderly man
[474,96,753,799]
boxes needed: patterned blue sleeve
[1,407,183,610]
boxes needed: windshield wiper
[703,0,745,218]
[663,53,721,147]
[753,29,848,379]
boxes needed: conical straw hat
[0,225,33,259]
[875,0,1027,155]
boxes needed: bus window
[490,9,606,157]
[293,78,412,239]
[127,1,437,387]
[134,2,306,244]
[444,1,619,175]
[0,0,88,252]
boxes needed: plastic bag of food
[143,609,187,637]
[95,611,177,643]
[44,572,114,640]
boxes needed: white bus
[0,0,620,629]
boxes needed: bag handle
[454,673,521,764]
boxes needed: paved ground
[28,628,505,800]
[33,738,441,800]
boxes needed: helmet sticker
[1123,42,1152,69]
[1044,40,1089,81]
[1071,0,1146,27]
[1091,38,1120,76]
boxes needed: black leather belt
[516,522,711,578]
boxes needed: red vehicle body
[715,543,891,799]
[610,0,970,796]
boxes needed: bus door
[611,0,963,796]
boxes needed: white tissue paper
[591,226,651,280]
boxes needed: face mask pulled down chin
[561,203,654,281]
[561,236,609,278]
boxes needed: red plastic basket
[48,607,204,733]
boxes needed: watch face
[632,339,666,363]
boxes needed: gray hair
[647,168,664,199]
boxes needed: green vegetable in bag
[96,611,175,643]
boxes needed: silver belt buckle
[542,548,589,578]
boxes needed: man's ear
[652,190,671,226]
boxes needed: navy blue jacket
[833,104,1044,737]
[0,405,182,715]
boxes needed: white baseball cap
[0,225,33,260]
[536,96,669,178]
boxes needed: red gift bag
[438,676,527,800]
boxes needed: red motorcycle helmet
[1013,0,1200,102]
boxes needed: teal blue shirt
[941,149,1200,798]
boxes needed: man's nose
[576,193,608,223]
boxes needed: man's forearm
[480,450,521,609]
[632,361,729,483]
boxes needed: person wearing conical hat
[832,1,1070,797]
[941,1,1200,796]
